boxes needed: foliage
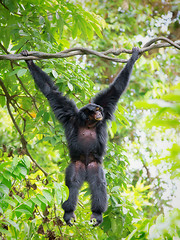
[0,0,179,239]
[0,152,68,239]
[125,81,180,240]
[126,208,180,240]
[135,82,180,179]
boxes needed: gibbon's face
[79,103,104,127]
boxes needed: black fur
[21,47,139,226]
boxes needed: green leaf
[135,99,172,109]
[39,16,45,25]
[43,112,50,124]
[37,194,48,205]
[86,22,94,41]
[17,69,27,77]
[24,201,33,209]
[44,68,53,73]
[23,156,31,169]
[35,110,44,120]
[0,227,10,236]
[54,182,68,204]
[68,82,73,91]
[12,156,20,167]
[6,219,20,230]
[72,17,79,38]
[2,28,10,49]
[0,161,11,171]
[0,184,9,195]
[43,189,53,203]
[31,197,42,207]
[11,38,30,51]
[163,92,180,103]
[83,11,99,25]
[15,208,32,216]
[0,175,3,183]
[3,170,12,180]
[0,96,5,107]
[8,69,19,76]
[1,178,11,188]
[12,167,21,177]
[13,195,23,203]
[52,69,58,78]
[102,216,111,232]
[3,199,16,207]
[18,165,27,177]
[90,22,103,38]
[78,16,88,37]
[0,207,3,214]
[57,14,64,38]
[111,121,117,135]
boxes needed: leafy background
[0,0,179,239]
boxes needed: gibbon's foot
[90,212,103,227]
[63,211,76,226]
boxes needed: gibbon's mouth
[94,111,103,121]
[95,116,103,121]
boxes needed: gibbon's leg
[87,162,107,226]
[62,161,86,225]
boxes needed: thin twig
[0,78,48,177]
[54,204,63,237]
[0,42,10,54]
[10,62,39,111]
[0,43,38,110]
[0,37,179,62]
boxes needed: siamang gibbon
[21,47,139,226]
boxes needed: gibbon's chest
[78,127,97,144]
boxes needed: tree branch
[10,61,39,111]
[0,37,179,63]
[0,78,48,177]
